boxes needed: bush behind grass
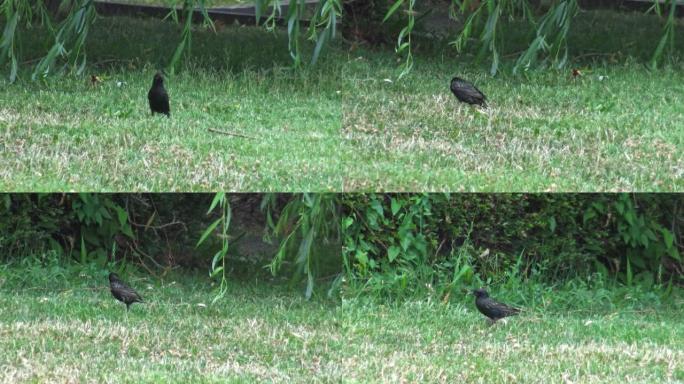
[341,194,683,301]
[2,193,681,301]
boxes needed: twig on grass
[208,128,256,139]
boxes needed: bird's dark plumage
[450,77,487,107]
[148,72,170,117]
[473,288,519,321]
[109,273,143,311]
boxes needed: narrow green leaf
[197,218,221,247]
[211,250,223,272]
[296,227,314,265]
[210,266,224,278]
[207,192,225,214]
[383,0,405,23]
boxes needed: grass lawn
[341,9,684,191]
[1,10,683,191]
[343,61,684,191]
[1,272,683,383]
[0,17,343,191]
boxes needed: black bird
[473,288,520,322]
[450,76,487,108]
[108,273,143,311]
[148,72,170,117]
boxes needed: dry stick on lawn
[208,128,256,139]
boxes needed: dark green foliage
[0,194,135,264]
[266,193,342,299]
[0,0,340,81]
[0,194,215,269]
[342,194,683,299]
[3,193,682,302]
[182,193,342,300]
[0,193,339,301]
[0,0,98,82]
[0,194,74,259]
[1,0,680,81]
[342,0,409,45]
[583,194,683,285]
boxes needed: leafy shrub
[0,194,195,268]
[0,194,74,259]
[341,193,683,299]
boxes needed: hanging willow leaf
[384,0,406,22]
[29,0,96,80]
[200,193,232,304]
[512,0,578,74]
[267,194,340,299]
[649,0,678,69]
[393,0,416,79]
[309,0,340,65]
[0,0,679,81]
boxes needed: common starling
[450,76,487,108]
[108,273,143,311]
[148,72,170,117]
[473,288,520,321]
